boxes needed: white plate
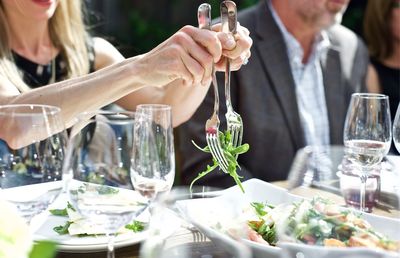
[179,179,400,258]
[32,194,149,253]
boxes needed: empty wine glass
[131,104,175,200]
[343,93,391,212]
[0,104,66,223]
[140,186,252,258]
[393,103,400,153]
[64,111,149,258]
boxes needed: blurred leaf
[29,241,57,258]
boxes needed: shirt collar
[267,0,330,65]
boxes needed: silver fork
[221,1,243,157]
[198,3,230,173]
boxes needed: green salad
[247,197,399,252]
[49,202,146,237]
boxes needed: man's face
[290,0,350,29]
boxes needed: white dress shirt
[268,1,331,147]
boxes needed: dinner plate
[32,193,149,253]
[178,179,400,258]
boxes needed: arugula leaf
[49,208,68,217]
[49,202,75,216]
[53,221,72,235]
[67,201,76,211]
[29,241,57,258]
[191,131,249,192]
[189,159,219,191]
[125,221,146,232]
[251,202,267,217]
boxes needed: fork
[221,1,243,157]
[198,3,230,173]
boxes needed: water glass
[140,186,252,258]
[0,104,66,223]
[64,111,149,258]
[131,104,175,200]
[343,93,391,212]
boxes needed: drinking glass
[131,104,175,200]
[286,145,381,212]
[393,103,400,153]
[140,186,252,258]
[343,93,391,212]
[0,104,66,223]
[64,111,149,258]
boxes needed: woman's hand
[134,25,222,88]
[213,23,252,71]
[133,23,252,88]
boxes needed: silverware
[198,3,230,173]
[221,1,243,157]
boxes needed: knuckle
[173,32,188,44]
[180,25,193,33]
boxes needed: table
[55,162,400,258]
[56,227,228,258]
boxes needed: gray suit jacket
[177,0,368,187]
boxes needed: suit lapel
[254,0,305,149]
[321,47,345,145]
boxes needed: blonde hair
[363,0,395,61]
[0,0,90,92]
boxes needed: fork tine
[211,139,229,172]
[230,127,239,148]
[206,135,229,173]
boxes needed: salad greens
[248,202,278,245]
[191,131,249,192]
[247,197,399,252]
[49,203,146,236]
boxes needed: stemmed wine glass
[131,104,175,200]
[0,104,66,223]
[64,111,149,258]
[393,103,400,153]
[343,93,392,212]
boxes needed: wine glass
[64,111,149,258]
[140,186,252,258]
[0,104,66,223]
[131,104,175,200]
[343,93,391,212]
[393,103,400,153]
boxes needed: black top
[371,58,400,122]
[13,52,68,87]
[371,58,400,154]
[13,40,95,88]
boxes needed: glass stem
[107,233,116,258]
[359,173,368,212]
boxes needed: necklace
[49,57,56,84]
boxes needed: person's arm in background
[366,64,381,93]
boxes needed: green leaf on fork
[191,131,249,193]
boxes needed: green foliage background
[87,0,365,58]
[87,0,258,57]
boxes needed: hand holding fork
[221,1,244,157]
[198,3,230,173]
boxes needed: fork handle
[198,3,219,117]
[221,1,237,110]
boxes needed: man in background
[178,0,368,187]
